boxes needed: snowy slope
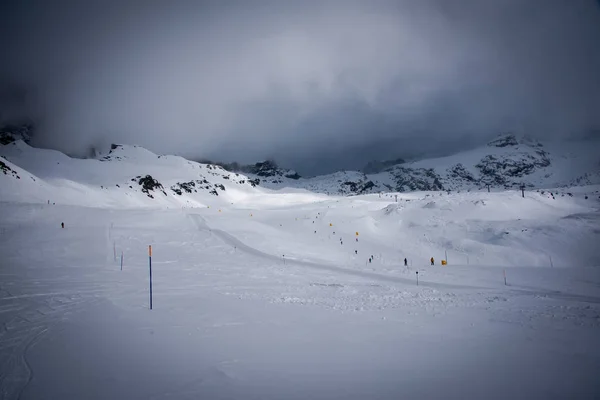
[2,136,599,268]
[238,134,600,195]
[0,140,328,209]
[1,136,598,268]
[394,135,600,190]
[1,135,600,399]
[2,133,599,203]
[0,191,599,399]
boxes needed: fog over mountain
[1,0,599,175]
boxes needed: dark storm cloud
[1,0,599,174]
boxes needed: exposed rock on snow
[137,175,166,198]
[1,133,599,203]
[388,167,444,192]
[0,157,20,179]
[475,150,551,187]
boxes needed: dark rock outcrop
[447,163,475,182]
[340,180,376,195]
[0,123,33,145]
[0,158,20,178]
[137,175,166,198]
[475,150,551,186]
[389,167,444,192]
[488,134,519,148]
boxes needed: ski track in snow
[188,212,600,310]
[0,287,104,400]
[189,213,488,292]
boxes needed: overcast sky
[1,0,599,175]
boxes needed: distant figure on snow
[404,258,408,266]
[61,222,64,229]
[430,257,434,265]
[355,250,357,255]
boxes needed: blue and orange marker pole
[149,245,153,310]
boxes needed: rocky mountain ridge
[1,126,598,200]
[233,133,599,195]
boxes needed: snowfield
[1,141,600,399]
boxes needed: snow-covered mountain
[0,138,277,208]
[1,130,599,206]
[237,134,600,195]
[209,160,302,182]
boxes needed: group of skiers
[401,257,435,266]
[298,213,446,269]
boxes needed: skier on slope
[404,258,408,266]
[430,257,434,265]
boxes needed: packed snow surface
[1,142,600,399]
